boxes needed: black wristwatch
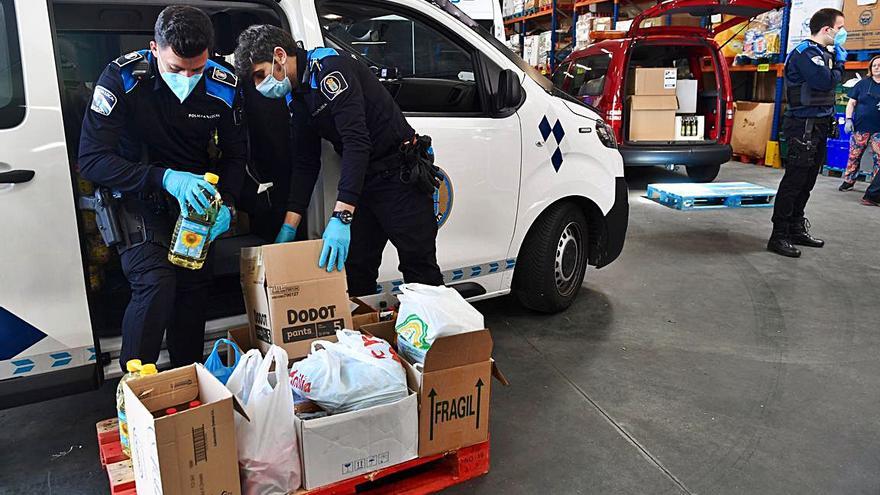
[332,210,353,225]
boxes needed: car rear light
[606,110,622,121]
[726,108,734,120]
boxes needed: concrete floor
[2,162,879,495]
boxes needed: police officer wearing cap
[769,8,847,257]
[233,25,444,296]
[78,5,246,370]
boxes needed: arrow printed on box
[475,378,483,429]
[428,388,437,441]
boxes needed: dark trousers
[118,209,212,371]
[346,172,444,297]
[866,168,880,202]
[772,117,830,228]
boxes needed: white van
[450,0,505,41]
[0,0,627,407]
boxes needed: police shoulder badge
[320,71,349,101]
[113,51,143,68]
[211,66,237,87]
[90,85,118,116]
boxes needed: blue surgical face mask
[256,56,292,99]
[834,27,848,46]
[157,54,202,103]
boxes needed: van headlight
[596,121,617,149]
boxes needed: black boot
[790,218,824,248]
[767,224,801,258]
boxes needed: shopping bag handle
[209,338,242,367]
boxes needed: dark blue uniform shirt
[784,39,844,119]
[78,50,247,204]
[847,77,880,133]
[286,47,415,214]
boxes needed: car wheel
[514,202,589,313]
[686,164,721,183]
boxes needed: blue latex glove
[835,45,848,63]
[162,169,216,215]
[274,224,297,244]
[209,205,231,242]
[318,217,350,272]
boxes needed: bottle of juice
[117,359,142,458]
[168,173,222,270]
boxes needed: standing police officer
[79,6,246,370]
[769,8,846,257]
[233,25,444,297]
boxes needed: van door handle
[0,169,36,184]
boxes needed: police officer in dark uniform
[78,6,246,370]
[233,25,444,296]
[769,8,847,257]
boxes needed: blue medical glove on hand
[318,217,350,272]
[274,224,297,244]
[162,169,217,215]
[209,205,231,242]
[835,45,848,63]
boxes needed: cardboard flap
[491,360,510,386]
[127,364,200,413]
[261,241,345,285]
[423,329,492,372]
[360,320,397,344]
[628,95,679,110]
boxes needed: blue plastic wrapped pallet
[825,138,850,169]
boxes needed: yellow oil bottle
[168,173,221,270]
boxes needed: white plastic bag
[395,283,484,363]
[289,330,408,414]
[228,346,300,495]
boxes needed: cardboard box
[674,115,706,141]
[240,241,353,360]
[630,67,677,96]
[845,0,877,51]
[627,95,678,142]
[295,393,418,489]
[123,364,244,495]
[363,321,496,457]
[350,298,380,329]
[676,79,698,114]
[731,101,774,158]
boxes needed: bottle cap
[189,400,201,408]
[204,173,220,185]
[165,408,177,415]
[125,359,143,372]
[140,364,158,375]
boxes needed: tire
[686,163,721,183]
[513,202,589,313]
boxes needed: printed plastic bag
[228,346,301,495]
[394,283,484,364]
[204,338,242,385]
[289,330,408,414]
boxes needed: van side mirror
[495,69,523,112]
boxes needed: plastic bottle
[168,173,222,270]
[117,359,142,458]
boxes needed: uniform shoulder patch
[320,71,349,101]
[210,66,237,87]
[811,55,826,66]
[113,51,144,68]
[90,85,118,116]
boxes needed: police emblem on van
[320,71,349,100]
[433,167,453,228]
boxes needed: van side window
[317,1,482,114]
[0,0,25,129]
[569,54,611,98]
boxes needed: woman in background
[840,55,880,203]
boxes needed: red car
[554,0,783,182]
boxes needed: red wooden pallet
[733,153,766,167]
[96,419,490,495]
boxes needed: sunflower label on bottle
[171,219,210,258]
[168,173,221,270]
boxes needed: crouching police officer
[769,8,846,257]
[78,6,246,370]
[233,25,444,296]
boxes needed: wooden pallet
[822,166,874,182]
[646,182,777,210]
[733,153,766,167]
[96,419,489,495]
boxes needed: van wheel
[686,164,721,183]
[514,203,589,313]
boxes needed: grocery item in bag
[227,346,301,495]
[394,284,484,364]
[289,329,408,414]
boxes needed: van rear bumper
[593,176,628,269]
[619,143,732,167]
